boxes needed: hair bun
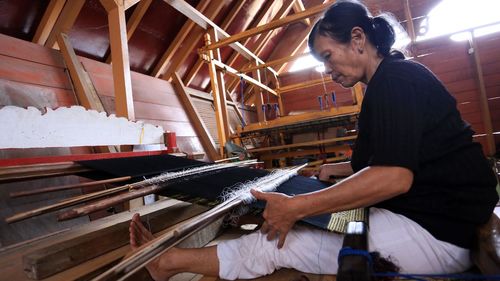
[371,16,396,56]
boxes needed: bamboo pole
[9,176,131,198]
[92,164,306,281]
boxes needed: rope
[338,247,373,268]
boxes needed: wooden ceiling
[0,0,441,95]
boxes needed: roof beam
[163,0,278,77]
[274,12,321,74]
[45,0,85,49]
[240,52,311,73]
[172,72,219,161]
[224,0,293,96]
[105,0,153,63]
[202,0,334,52]
[151,0,211,78]
[57,33,105,112]
[100,0,135,120]
[182,0,248,86]
[158,0,225,80]
[293,0,311,26]
[203,56,278,97]
[228,0,296,96]
[32,0,66,45]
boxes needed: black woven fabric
[77,155,332,230]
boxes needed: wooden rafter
[151,0,211,78]
[252,64,265,122]
[57,33,105,112]
[182,0,248,86]
[105,0,153,64]
[293,0,311,26]
[240,52,311,73]
[172,72,219,161]
[275,15,320,74]
[226,0,295,97]
[163,0,278,76]
[45,0,85,49]
[32,0,66,45]
[206,58,278,97]
[100,0,135,120]
[202,1,335,52]
[152,1,224,80]
[230,0,297,98]
[123,0,141,10]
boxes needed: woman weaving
[129,1,498,279]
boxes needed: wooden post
[172,72,220,161]
[352,83,364,108]
[403,0,416,43]
[204,31,228,157]
[253,63,265,122]
[100,0,135,120]
[470,37,496,156]
[57,33,105,112]
[278,92,285,117]
[105,0,153,64]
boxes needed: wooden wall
[79,57,205,155]
[0,33,208,246]
[0,32,211,157]
[279,32,500,153]
[0,33,75,110]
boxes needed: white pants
[217,208,471,280]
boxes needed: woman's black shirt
[351,58,498,248]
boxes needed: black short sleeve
[364,76,423,172]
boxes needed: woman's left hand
[250,189,301,249]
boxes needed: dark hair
[308,0,404,59]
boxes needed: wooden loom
[0,152,371,281]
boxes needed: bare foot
[129,213,178,281]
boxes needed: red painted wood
[0,55,72,89]
[0,79,76,108]
[134,101,190,123]
[0,150,168,167]
[0,34,65,68]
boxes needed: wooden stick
[213,156,240,163]
[92,164,305,281]
[9,176,131,198]
[58,160,257,221]
[6,161,256,223]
